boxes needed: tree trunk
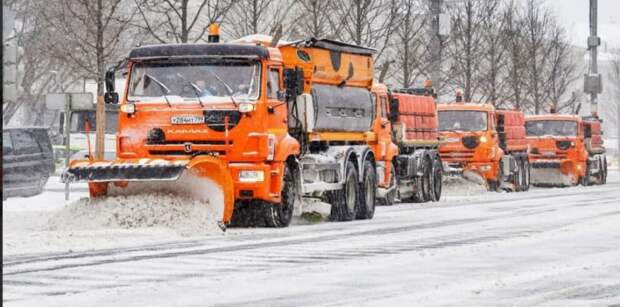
[95,0,106,159]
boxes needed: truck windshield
[526,120,577,137]
[128,61,261,103]
[438,110,488,132]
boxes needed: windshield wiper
[145,73,172,107]
[175,73,205,107]
[204,69,238,108]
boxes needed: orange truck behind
[437,102,530,191]
[385,86,442,203]
[525,114,607,186]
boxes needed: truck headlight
[479,135,488,143]
[238,102,255,113]
[120,103,136,114]
[239,170,264,182]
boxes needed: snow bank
[442,175,488,197]
[47,193,223,236]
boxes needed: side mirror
[584,123,592,138]
[283,67,304,100]
[388,97,399,123]
[104,70,119,104]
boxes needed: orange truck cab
[437,102,530,191]
[525,114,607,186]
[63,35,397,228]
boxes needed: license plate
[542,151,555,156]
[447,137,460,143]
[171,116,205,124]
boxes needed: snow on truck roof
[128,43,270,60]
[437,103,495,112]
[525,114,580,121]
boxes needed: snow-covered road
[3,173,620,306]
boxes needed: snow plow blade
[61,157,235,224]
[62,160,187,182]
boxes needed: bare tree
[290,0,334,39]
[521,0,555,114]
[2,0,84,125]
[225,0,296,39]
[504,0,526,110]
[445,0,487,102]
[477,0,508,107]
[329,0,399,65]
[135,0,235,44]
[40,0,136,158]
[545,26,583,114]
[391,0,429,88]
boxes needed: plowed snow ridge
[46,193,222,236]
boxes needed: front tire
[264,163,297,228]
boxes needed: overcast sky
[529,0,620,49]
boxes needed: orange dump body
[495,109,527,153]
[437,103,502,182]
[390,92,438,143]
[525,114,587,185]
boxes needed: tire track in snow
[3,196,619,303]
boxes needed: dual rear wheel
[328,158,377,221]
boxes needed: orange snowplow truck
[382,86,443,204]
[62,34,397,228]
[437,101,530,191]
[525,114,607,186]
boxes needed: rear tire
[264,163,297,228]
[522,159,531,191]
[421,156,432,202]
[328,161,358,222]
[356,159,376,220]
[602,156,607,185]
[513,158,523,192]
[429,155,442,202]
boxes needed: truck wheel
[329,162,358,221]
[489,163,503,192]
[356,159,376,220]
[378,167,396,206]
[430,156,442,202]
[264,164,296,228]
[421,156,432,202]
[603,158,607,184]
[512,159,522,192]
[580,162,591,186]
[522,159,531,191]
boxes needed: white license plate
[171,116,205,124]
[542,151,555,156]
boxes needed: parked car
[3,127,55,200]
